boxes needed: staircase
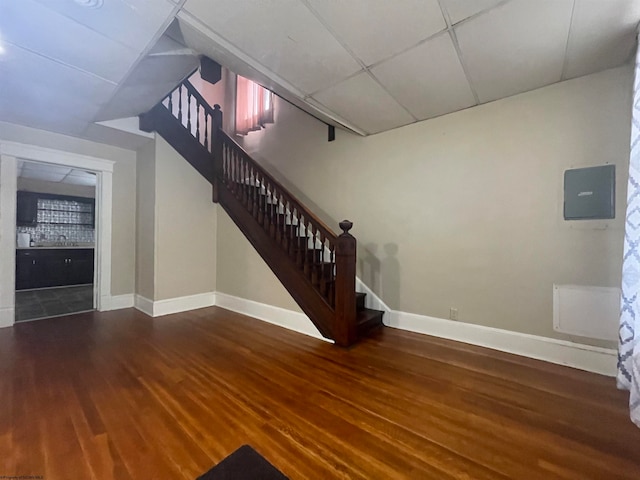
[139,79,383,347]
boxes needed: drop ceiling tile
[440,0,508,24]
[21,169,67,183]
[0,0,139,83]
[312,72,415,134]
[65,174,97,186]
[454,0,574,103]
[33,0,176,51]
[0,43,116,134]
[125,54,199,85]
[183,0,361,94]
[371,32,476,120]
[306,0,446,66]
[564,0,640,79]
[23,163,72,175]
[95,81,180,121]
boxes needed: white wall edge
[356,277,392,316]
[214,292,332,343]
[0,307,15,328]
[134,295,154,317]
[134,292,215,317]
[102,294,135,311]
[387,310,617,376]
[0,155,17,329]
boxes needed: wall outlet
[449,307,459,321]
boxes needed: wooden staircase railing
[140,80,359,346]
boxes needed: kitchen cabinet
[16,191,38,226]
[15,249,94,290]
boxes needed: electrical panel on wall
[563,165,615,220]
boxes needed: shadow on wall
[359,242,400,308]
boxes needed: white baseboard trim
[100,294,135,311]
[0,306,14,328]
[134,295,154,316]
[214,292,332,343]
[387,310,617,376]
[134,292,216,317]
[155,292,216,316]
[133,285,617,376]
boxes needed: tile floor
[15,285,94,322]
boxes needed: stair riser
[356,294,366,311]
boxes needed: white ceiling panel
[65,172,97,186]
[18,162,97,186]
[371,32,476,120]
[312,72,415,134]
[305,0,446,66]
[125,53,199,84]
[33,0,176,51]
[455,0,574,103]
[95,81,182,121]
[64,176,97,186]
[440,0,509,24]
[564,0,640,80]
[2,0,639,140]
[183,0,361,94]
[21,169,68,183]
[0,0,139,83]
[0,43,116,134]
[23,163,72,175]
[83,122,156,150]
[0,106,92,136]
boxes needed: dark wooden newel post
[334,220,357,347]
[211,104,223,203]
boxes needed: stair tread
[357,308,384,324]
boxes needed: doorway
[14,161,97,322]
[0,141,115,328]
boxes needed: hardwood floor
[1,306,639,479]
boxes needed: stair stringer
[217,183,335,339]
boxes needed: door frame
[0,141,114,327]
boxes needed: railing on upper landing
[162,80,223,154]
[149,79,357,347]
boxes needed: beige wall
[135,139,156,300]
[220,65,633,348]
[187,68,233,134]
[17,177,95,198]
[216,208,301,311]
[153,136,217,300]
[0,121,137,296]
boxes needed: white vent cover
[553,284,620,341]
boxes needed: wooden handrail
[217,130,338,243]
[145,78,358,346]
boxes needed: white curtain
[619,40,640,427]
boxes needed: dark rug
[197,445,289,480]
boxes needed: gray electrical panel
[564,165,615,220]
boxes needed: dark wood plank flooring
[1,306,639,479]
